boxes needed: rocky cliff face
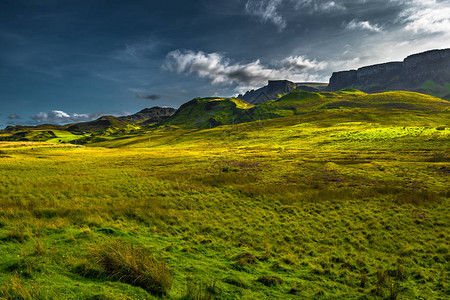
[239,80,327,104]
[328,49,450,98]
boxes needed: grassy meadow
[0,103,449,299]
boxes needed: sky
[1,0,450,127]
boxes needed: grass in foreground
[0,109,449,299]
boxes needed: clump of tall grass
[0,272,42,299]
[395,189,441,206]
[182,277,217,300]
[233,252,258,269]
[90,240,173,296]
[2,227,31,243]
[256,275,283,286]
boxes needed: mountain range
[327,48,450,100]
[239,48,450,103]
[238,81,327,104]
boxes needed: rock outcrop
[328,49,450,98]
[238,80,327,104]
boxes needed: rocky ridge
[327,48,450,98]
[238,80,327,104]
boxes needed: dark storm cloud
[136,93,161,100]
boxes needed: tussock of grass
[89,241,173,296]
[0,273,42,299]
[256,275,284,286]
[395,189,442,206]
[182,277,217,300]
[2,228,30,243]
[223,276,248,289]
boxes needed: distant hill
[0,108,176,142]
[238,80,327,104]
[240,89,449,123]
[161,89,449,129]
[65,116,130,133]
[161,97,253,129]
[1,89,448,142]
[328,48,450,100]
[119,106,176,124]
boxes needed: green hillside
[272,89,449,112]
[0,101,448,298]
[1,90,448,143]
[0,130,84,143]
[420,80,450,100]
[161,90,449,130]
[162,97,254,129]
[64,116,130,133]
[0,116,136,143]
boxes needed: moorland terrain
[0,88,449,299]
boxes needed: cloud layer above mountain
[164,50,328,92]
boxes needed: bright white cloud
[280,55,328,71]
[244,1,346,30]
[245,0,286,31]
[346,19,382,32]
[313,1,345,12]
[163,50,327,92]
[398,0,450,34]
[292,0,345,12]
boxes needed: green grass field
[0,91,449,299]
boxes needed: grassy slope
[420,80,450,100]
[161,97,253,129]
[1,90,448,142]
[0,99,449,299]
[0,130,84,143]
[166,90,449,127]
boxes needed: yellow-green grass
[0,130,85,143]
[0,109,449,299]
[45,130,86,143]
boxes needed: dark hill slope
[119,106,176,124]
[65,116,130,133]
[238,80,327,104]
[3,124,61,133]
[162,97,253,129]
